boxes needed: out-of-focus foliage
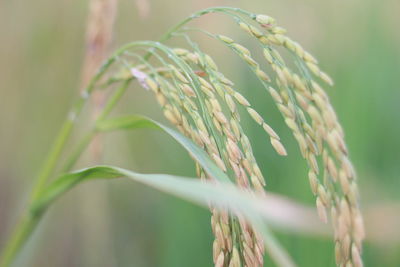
[0,0,399,266]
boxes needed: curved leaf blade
[32,165,296,267]
[96,115,231,183]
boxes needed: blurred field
[0,0,399,266]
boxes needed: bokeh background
[1,0,399,266]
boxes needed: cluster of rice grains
[121,8,364,267]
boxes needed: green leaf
[96,115,231,183]
[96,115,159,131]
[31,165,296,267]
[30,166,122,216]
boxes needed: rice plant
[0,7,364,267]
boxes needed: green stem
[0,57,116,267]
[0,215,40,267]
[160,7,253,43]
[62,131,97,173]
[0,80,129,267]
[30,57,116,202]
[62,80,131,172]
[143,6,254,61]
[30,120,74,201]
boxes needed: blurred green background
[0,0,399,266]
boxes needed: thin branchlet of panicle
[114,7,364,267]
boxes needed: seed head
[268,86,282,103]
[212,153,227,172]
[238,22,252,34]
[320,71,334,86]
[255,14,276,26]
[198,77,214,90]
[247,107,263,125]
[170,65,189,83]
[155,92,167,106]
[271,26,287,34]
[227,138,241,163]
[163,109,179,125]
[217,34,234,44]
[306,62,321,76]
[243,55,258,67]
[233,92,250,106]
[205,54,218,71]
[215,251,225,267]
[255,68,271,82]
[172,48,189,56]
[308,171,319,195]
[263,49,273,64]
[180,84,196,97]
[186,53,199,64]
[225,94,236,113]
[273,34,286,45]
[214,111,228,125]
[303,51,318,64]
[270,138,287,156]
[351,243,363,267]
[229,247,241,267]
[249,25,263,38]
[316,197,328,223]
[262,122,279,140]
[230,119,241,139]
[232,43,251,56]
[145,78,159,92]
[218,75,235,86]
[258,36,270,45]
[210,98,222,112]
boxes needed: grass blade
[31,165,296,267]
[96,115,231,183]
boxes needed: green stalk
[30,57,116,202]
[143,6,254,61]
[159,7,254,44]
[0,216,40,267]
[62,80,131,172]
[0,58,116,267]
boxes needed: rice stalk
[0,6,363,267]
[135,7,364,266]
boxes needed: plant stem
[0,58,116,267]
[0,215,40,267]
[30,57,116,202]
[62,80,131,172]
[160,7,254,43]
[143,7,253,61]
